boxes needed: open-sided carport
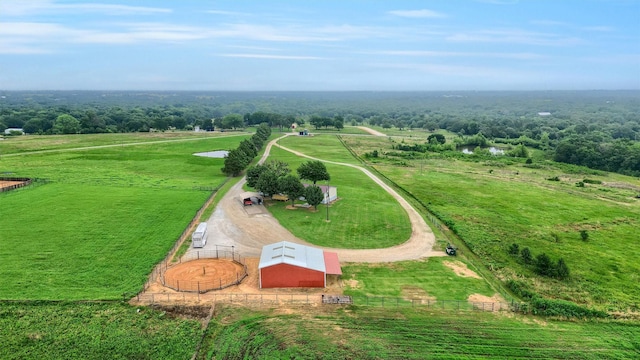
[238,191,263,206]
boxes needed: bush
[556,258,570,279]
[508,243,520,255]
[529,297,608,318]
[580,230,589,242]
[521,247,533,264]
[547,176,560,181]
[535,253,555,277]
[506,279,536,300]
[583,178,602,184]
[575,181,585,187]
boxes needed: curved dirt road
[195,132,442,262]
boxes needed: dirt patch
[468,293,506,303]
[467,293,508,312]
[356,126,387,137]
[401,286,436,304]
[443,260,481,279]
[344,279,360,289]
[163,259,245,292]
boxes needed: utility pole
[325,181,330,221]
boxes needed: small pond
[461,147,505,155]
[193,150,229,158]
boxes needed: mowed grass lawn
[263,137,411,249]
[0,134,249,300]
[342,135,640,310]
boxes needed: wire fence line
[131,292,522,313]
[161,249,248,293]
[142,183,226,292]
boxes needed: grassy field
[201,305,640,359]
[0,131,249,155]
[1,131,638,358]
[0,133,249,299]
[342,257,499,301]
[342,135,640,311]
[261,139,412,249]
[0,302,204,359]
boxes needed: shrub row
[221,124,271,176]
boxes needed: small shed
[259,241,342,288]
[303,184,337,204]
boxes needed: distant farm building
[259,241,342,288]
[303,184,337,204]
[538,112,551,116]
[4,128,24,135]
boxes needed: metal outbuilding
[259,241,342,288]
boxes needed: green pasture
[263,143,411,249]
[342,135,640,310]
[0,302,202,360]
[0,131,247,155]
[203,305,640,359]
[277,134,362,165]
[342,257,498,301]
[306,126,369,135]
[0,135,248,299]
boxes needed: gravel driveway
[193,130,444,262]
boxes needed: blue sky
[1,0,638,91]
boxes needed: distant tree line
[1,90,638,175]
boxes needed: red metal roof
[323,251,342,275]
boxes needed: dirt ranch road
[196,130,444,263]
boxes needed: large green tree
[304,185,325,210]
[221,149,249,177]
[53,114,81,134]
[256,170,279,198]
[278,174,305,206]
[297,160,330,184]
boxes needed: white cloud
[582,26,615,32]
[0,0,171,16]
[446,29,584,46]
[388,9,447,18]
[371,50,545,60]
[206,10,252,17]
[474,0,519,4]
[221,53,323,60]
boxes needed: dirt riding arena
[163,259,246,292]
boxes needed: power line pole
[325,181,330,221]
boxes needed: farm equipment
[445,243,457,256]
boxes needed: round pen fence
[161,250,248,293]
[0,177,32,193]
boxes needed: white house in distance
[4,128,24,135]
[303,184,337,204]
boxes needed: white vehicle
[192,222,208,248]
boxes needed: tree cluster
[509,243,570,280]
[246,160,330,209]
[309,115,344,130]
[221,124,271,177]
